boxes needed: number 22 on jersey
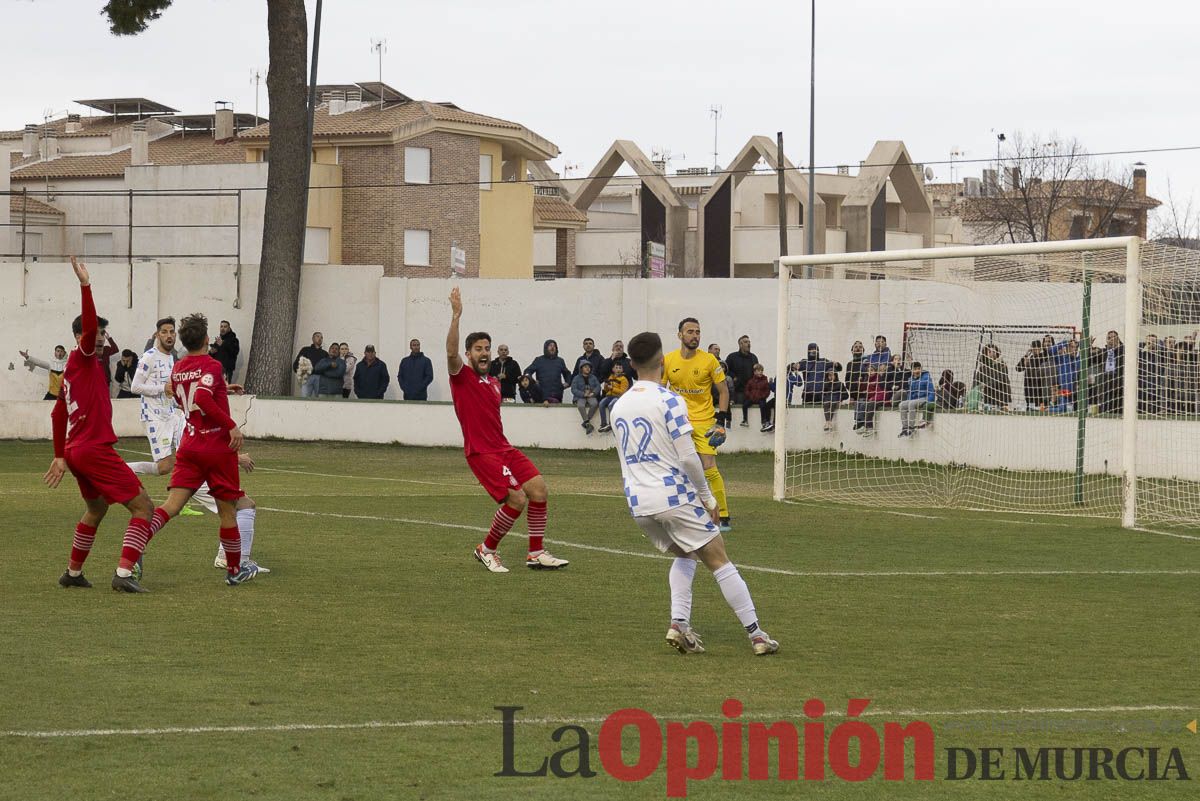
[615,417,658,465]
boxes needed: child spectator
[597,362,630,433]
[742,364,772,429]
[854,363,890,435]
[935,369,966,409]
[821,368,848,432]
[114,349,138,398]
[883,353,907,405]
[518,374,545,405]
[899,361,936,437]
[571,361,601,434]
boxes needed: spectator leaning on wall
[898,361,936,437]
[597,362,630,433]
[294,331,328,398]
[398,338,434,401]
[489,344,522,402]
[571,362,601,434]
[19,345,67,399]
[353,345,390,399]
[724,335,758,408]
[313,343,347,398]
[743,363,773,430]
[525,340,571,403]
[517,373,545,405]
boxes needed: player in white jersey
[125,317,212,516]
[610,331,778,656]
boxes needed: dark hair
[465,332,491,350]
[178,313,209,352]
[155,316,175,331]
[364,344,376,352]
[121,349,137,359]
[628,331,663,368]
[71,313,108,336]
[912,361,922,369]
[677,317,699,332]
[55,344,66,351]
[220,320,230,326]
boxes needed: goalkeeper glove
[705,424,727,448]
[715,410,731,429]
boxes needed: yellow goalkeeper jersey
[662,348,725,423]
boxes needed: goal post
[772,236,1200,530]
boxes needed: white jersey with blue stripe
[610,380,701,517]
[133,347,177,422]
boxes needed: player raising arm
[45,257,155,593]
[612,331,777,656]
[447,287,568,573]
[663,317,734,531]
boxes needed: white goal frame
[774,236,1142,528]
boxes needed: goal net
[773,238,1200,530]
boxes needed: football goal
[774,237,1200,529]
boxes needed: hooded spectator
[398,338,434,401]
[489,344,522,401]
[796,343,839,405]
[525,339,571,403]
[353,345,390,399]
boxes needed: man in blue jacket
[353,345,390,399]
[312,344,347,398]
[898,361,935,437]
[398,338,434,400]
[524,339,571,403]
[1046,336,1082,411]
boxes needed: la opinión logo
[496,698,935,798]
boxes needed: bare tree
[1151,179,1200,249]
[970,133,1138,244]
[104,0,310,395]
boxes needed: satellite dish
[924,166,935,181]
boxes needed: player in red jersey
[44,257,155,593]
[446,287,569,573]
[141,313,260,586]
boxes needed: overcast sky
[5,0,1197,222]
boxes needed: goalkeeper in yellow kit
[663,317,733,531]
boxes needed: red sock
[220,527,241,574]
[118,518,153,570]
[149,507,171,536]
[484,504,522,551]
[69,522,97,569]
[527,500,547,554]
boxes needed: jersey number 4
[615,417,658,465]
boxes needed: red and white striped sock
[527,500,547,554]
[484,504,522,552]
[118,518,153,570]
[69,522,97,571]
[149,507,171,536]
[220,527,241,574]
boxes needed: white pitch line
[1133,526,1200,542]
[2,704,1192,740]
[258,507,1199,579]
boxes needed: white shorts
[145,414,185,463]
[635,503,720,555]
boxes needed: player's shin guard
[526,500,547,553]
[712,562,761,635]
[219,527,241,574]
[118,518,153,571]
[236,508,256,557]
[669,557,697,623]
[69,522,98,570]
[704,467,729,518]
[484,504,522,551]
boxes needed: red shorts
[66,443,143,505]
[466,448,540,503]
[170,447,244,502]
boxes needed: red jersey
[449,364,510,456]
[56,285,116,452]
[172,354,236,454]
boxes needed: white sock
[712,562,761,635]
[237,508,256,557]
[127,461,158,475]
[669,557,697,623]
[192,483,218,514]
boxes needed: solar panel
[74,98,178,116]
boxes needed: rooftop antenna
[709,105,723,171]
[250,68,264,121]
[949,147,965,183]
[370,38,388,110]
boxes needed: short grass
[0,438,1197,800]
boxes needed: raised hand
[69,256,90,286]
[449,287,463,317]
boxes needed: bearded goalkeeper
[663,317,732,531]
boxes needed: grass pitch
[0,437,1196,800]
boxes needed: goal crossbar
[773,237,1143,528]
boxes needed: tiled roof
[1,115,143,140]
[534,193,588,227]
[10,133,245,180]
[9,194,63,215]
[239,100,527,141]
